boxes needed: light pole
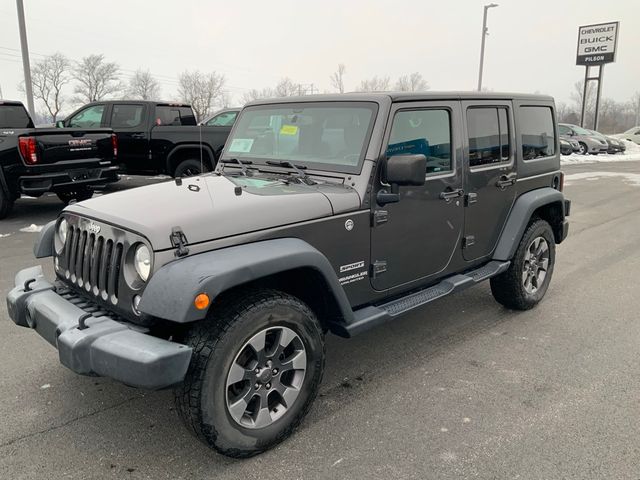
[477,3,498,92]
[16,0,35,116]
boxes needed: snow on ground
[19,224,43,233]
[561,140,640,165]
[0,233,11,238]
[564,171,640,187]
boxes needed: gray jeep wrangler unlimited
[7,93,570,457]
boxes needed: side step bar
[335,260,510,337]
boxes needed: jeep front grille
[63,225,124,304]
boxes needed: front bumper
[6,266,192,389]
[19,162,119,195]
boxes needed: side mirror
[55,120,65,128]
[378,154,426,205]
[384,154,427,186]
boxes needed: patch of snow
[20,224,43,233]
[40,384,50,390]
[564,171,640,187]
[331,458,344,467]
[0,233,11,238]
[561,140,640,165]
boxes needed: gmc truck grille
[63,224,124,304]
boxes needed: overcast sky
[0,0,638,111]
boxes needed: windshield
[0,104,34,128]
[221,102,377,171]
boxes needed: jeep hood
[66,174,361,250]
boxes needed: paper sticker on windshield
[228,138,254,153]
[280,125,298,136]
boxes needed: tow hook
[23,278,36,292]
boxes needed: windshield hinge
[170,227,190,257]
[371,210,389,227]
[371,260,388,278]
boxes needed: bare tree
[19,53,70,122]
[631,91,640,127]
[127,69,161,100]
[73,54,123,103]
[356,76,390,92]
[330,64,346,93]
[242,87,275,104]
[177,70,226,121]
[394,72,429,92]
[274,78,301,97]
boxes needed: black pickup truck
[58,101,233,177]
[0,100,118,219]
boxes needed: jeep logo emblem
[344,219,354,231]
[88,222,101,234]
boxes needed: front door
[107,104,149,172]
[371,102,464,291]
[461,100,516,261]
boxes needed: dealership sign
[576,21,619,65]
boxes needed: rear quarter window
[520,106,556,160]
[156,106,197,126]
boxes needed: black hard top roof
[246,91,554,106]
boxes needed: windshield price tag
[280,125,298,136]
[228,138,254,153]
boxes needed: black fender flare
[493,187,566,261]
[138,238,354,324]
[33,220,56,258]
[165,144,216,175]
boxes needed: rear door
[370,101,464,291]
[461,100,516,261]
[107,103,149,172]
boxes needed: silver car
[558,123,608,155]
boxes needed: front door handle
[130,133,146,139]
[496,173,517,189]
[440,187,464,201]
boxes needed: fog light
[194,293,210,310]
[132,295,142,316]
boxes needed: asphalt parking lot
[1,161,640,479]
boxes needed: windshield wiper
[265,160,315,184]
[220,158,253,176]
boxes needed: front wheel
[173,159,208,178]
[578,142,588,155]
[490,219,556,310]
[174,289,325,458]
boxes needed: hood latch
[170,227,190,257]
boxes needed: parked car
[9,92,570,457]
[613,126,640,145]
[0,100,118,219]
[558,123,608,154]
[58,101,233,177]
[559,136,580,154]
[587,129,624,154]
[200,108,240,127]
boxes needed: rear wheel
[490,218,556,310]
[0,187,14,219]
[174,159,208,178]
[174,289,325,458]
[56,188,94,205]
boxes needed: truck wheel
[174,289,325,458]
[56,188,93,205]
[490,218,556,311]
[0,187,14,219]
[174,159,208,177]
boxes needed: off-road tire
[56,188,93,205]
[174,289,325,458]
[174,159,208,178]
[490,218,556,311]
[0,187,14,219]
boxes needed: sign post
[576,21,619,130]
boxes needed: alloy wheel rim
[522,236,550,294]
[225,326,307,429]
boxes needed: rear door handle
[440,188,464,201]
[130,133,145,139]
[496,173,517,189]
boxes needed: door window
[558,124,571,136]
[155,106,197,126]
[386,109,452,175]
[520,106,556,160]
[206,111,238,127]
[68,104,105,128]
[110,104,145,128]
[467,107,511,167]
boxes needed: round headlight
[55,219,68,254]
[134,244,151,282]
